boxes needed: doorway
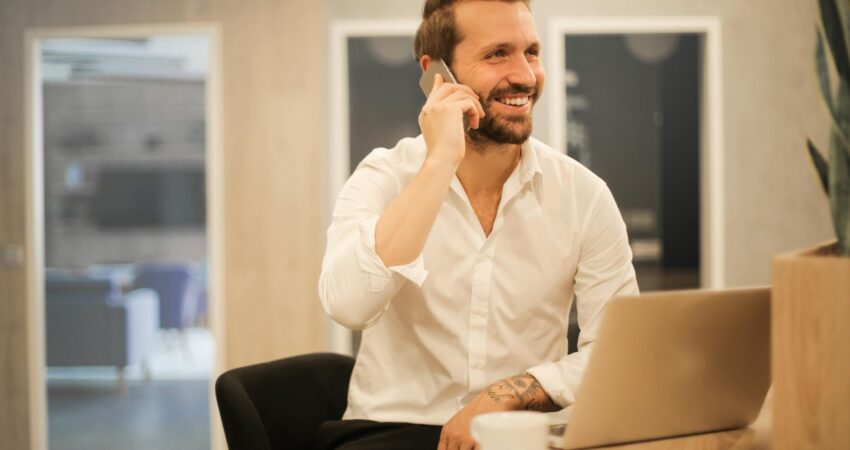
[25,25,225,450]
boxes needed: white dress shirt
[319,135,638,425]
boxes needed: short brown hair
[413,0,531,68]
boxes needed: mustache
[486,84,538,102]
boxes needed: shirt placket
[458,167,525,397]
[468,242,495,393]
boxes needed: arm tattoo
[486,381,517,403]
[485,374,558,412]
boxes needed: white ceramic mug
[471,411,549,450]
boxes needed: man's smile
[494,95,531,109]
[485,85,538,116]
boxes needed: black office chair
[215,352,355,450]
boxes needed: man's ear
[419,54,433,72]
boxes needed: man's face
[450,1,545,145]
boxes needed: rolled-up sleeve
[526,184,639,407]
[319,151,429,330]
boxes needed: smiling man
[318,1,638,449]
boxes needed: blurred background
[0,0,832,449]
[40,36,214,449]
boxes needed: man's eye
[487,49,506,58]
[526,48,540,57]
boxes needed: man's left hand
[437,374,558,450]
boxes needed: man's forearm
[375,157,455,267]
[485,374,559,412]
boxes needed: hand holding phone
[416,59,485,167]
[418,60,478,131]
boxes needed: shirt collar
[518,138,543,185]
[446,138,543,200]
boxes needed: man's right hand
[418,73,485,169]
[374,74,484,268]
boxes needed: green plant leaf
[817,29,836,111]
[818,0,850,81]
[815,29,850,159]
[828,133,850,255]
[807,139,830,195]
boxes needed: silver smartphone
[419,59,458,96]
[418,59,471,130]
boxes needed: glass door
[40,35,214,450]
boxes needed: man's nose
[506,56,536,87]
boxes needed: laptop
[560,287,771,449]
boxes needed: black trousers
[318,420,442,450]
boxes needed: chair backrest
[215,353,354,450]
[132,262,194,329]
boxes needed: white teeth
[499,97,529,106]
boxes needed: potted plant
[772,0,850,447]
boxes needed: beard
[467,83,538,145]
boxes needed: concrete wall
[43,79,208,268]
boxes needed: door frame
[546,16,725,288]
[24,23,226,450]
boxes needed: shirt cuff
[526,361,576,408]
[356,216,429,291]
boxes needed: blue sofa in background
[45,270,159,390]
[132,261,197,332]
